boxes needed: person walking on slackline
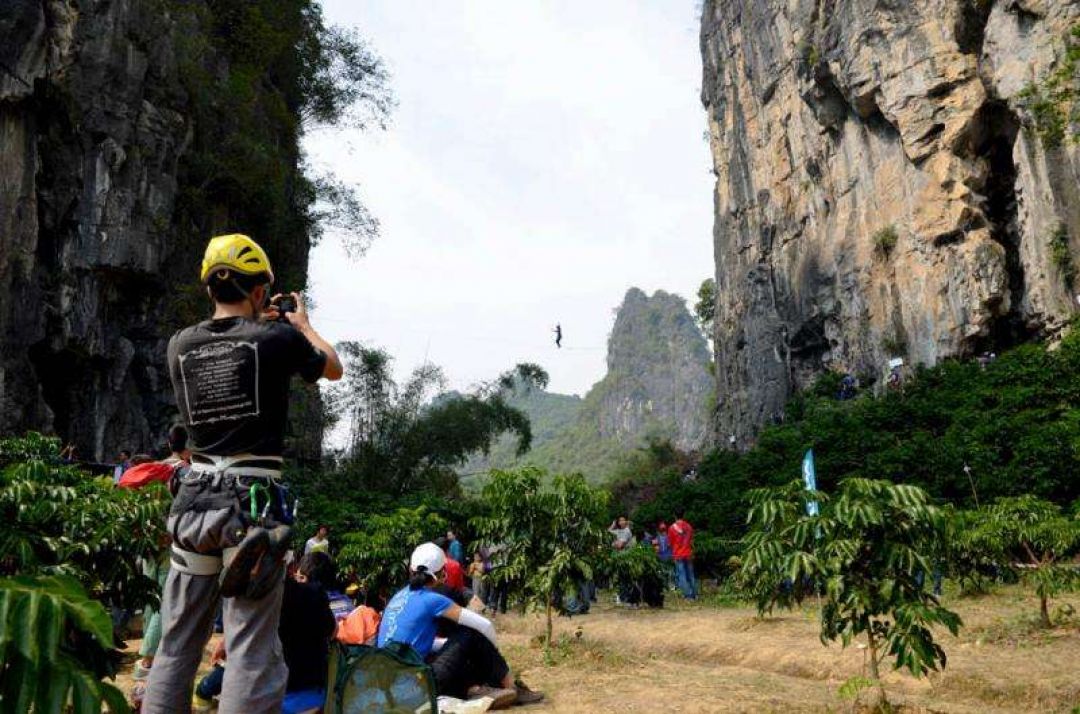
[143,234,343,714]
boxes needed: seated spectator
[192,553,336,711]
[337,588,385,645]
[377,543,543,710]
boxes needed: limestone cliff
[589,288,714,451]
[0,1,322,461]
[701,0,1080,445]
[467,288,714,483]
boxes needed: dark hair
[316,524,329,533]
[297,552,336,588]
[167,425,188,454]
[364,587,386,611]
[207,270,270,305]
[434,537,449,552]
[675,508,686,519]
[408,567,435,591]
[120,449,131,459]
[131,453,153,465]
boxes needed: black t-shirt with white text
[167,317,326,456]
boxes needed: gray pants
[142,568,286,714]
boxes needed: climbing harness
[167,453,294,598]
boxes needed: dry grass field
[493,586,1080,713]
[117,585,1080,712]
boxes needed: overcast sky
[304,0,714,397]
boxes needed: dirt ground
[492,586,1080,713]
[117,585,1080,713]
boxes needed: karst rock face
[700,0,1080,445]
[593,288,714,452]
[0,1,318,461]
[0,0,191,460]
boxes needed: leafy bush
[872,225,899,259]
[335,506,448,595]
[1049,223,1076,288]
[0,433,169,712]
[958,495,1080,626]
[694,278,717,333]
[741,478,961,705]
[0,575,129,713]
[471,468,609,650]
[0,433,168,613]
[637,330,1080,550]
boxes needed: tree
[960,495,1080,626]
[741,478,961,706]
[471,468,609,652]
[694,278,716,334]
[335,506,448,596]
[329,344,547,496]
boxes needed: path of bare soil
[116,586,1079,712]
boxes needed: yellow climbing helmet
[199,233,274,284]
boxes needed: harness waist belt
[189,452,283,479]
[170,544,222,576]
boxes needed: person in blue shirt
[377,543,543,709]
[446,530,465,564]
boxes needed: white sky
[305,0,713,396]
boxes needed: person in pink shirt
[668,509,697,600]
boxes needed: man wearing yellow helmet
[144,234,342,714]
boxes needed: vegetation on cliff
[168,0,392,309]
[464,288,714,484]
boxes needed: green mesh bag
[325,642,439,714]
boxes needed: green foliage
[471,468,610,651]
[0,433,168,613]
[694,278,717,333]
[1049,223,1076,288]
[328,343,545,497]
[637,332,1080,550]
[0,433,169,713]
[459,385,583,489]
[958,496,1080,626]
[1016,24,1080,149]
[624,445,748,576]
[167,0,393,290]
[872,225,899,259]
[602,542,667,599]
[741,478,962,690]
[0,575,130,713]
[335,506,448,595]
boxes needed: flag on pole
[802,449,820,516]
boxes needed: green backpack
[324,641,439,714]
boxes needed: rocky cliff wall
[590,288,714,451]
[0,0,319,461]
[701,0,1080,445]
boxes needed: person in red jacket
[437,537,467,592]
[669,509,697,600]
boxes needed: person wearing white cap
[376,543,544,709]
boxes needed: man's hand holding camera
[265,292,311,330]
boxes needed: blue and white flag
[802,449,820,516]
